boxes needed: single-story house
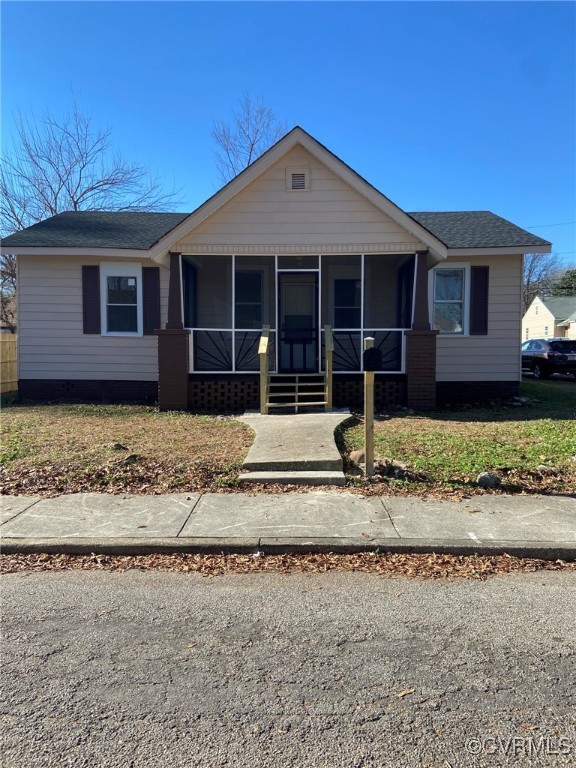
[1,127,551,411]
[522,295,576,341]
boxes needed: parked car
[521,338,576,379]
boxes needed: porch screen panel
[364,330,403,372]
[321,255,362,328]
[364,254,413,328]
[234,256,275,329]
[183,255,232,329]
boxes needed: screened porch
[181,253,417,375]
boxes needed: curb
[2,537,576,561]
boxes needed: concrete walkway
[238,410,352,485]
[1,491,575,560]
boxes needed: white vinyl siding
[175,146,426,253]
[17,256,168,381]
[436,254,523,382]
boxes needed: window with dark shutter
[142,267,161,335]
[82,265,101,334]
[470,266,489,335]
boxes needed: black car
[521,338,576,379]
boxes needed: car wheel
[532,363,550,380]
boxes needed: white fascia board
[447,246,551,257]
[149,127,449,262]
[2,247,151,259]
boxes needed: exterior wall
[566,321,576,339]
[521,297,560,340]
[435,254,523,382]
[17,255,168,382]
[175,146,427,254]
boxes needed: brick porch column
[157,252,190,411]
[405,251,438,411]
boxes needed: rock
[476,471,501,489]
[350,449,365,465]
[536,465,560,477]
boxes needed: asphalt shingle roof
[407,211,550,249]
[2,209,550,251]
[540,296,576,323]
[1,211,190,250]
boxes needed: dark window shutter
[470,266,489,335]
[82,265,101,334]
[142,267,161,335]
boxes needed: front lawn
[1,380,574,499]
[340,380,576,498]
[0,404,253,496]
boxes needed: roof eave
[1,246,151,259]
[447,244,551,257]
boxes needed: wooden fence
[0,334,17,394]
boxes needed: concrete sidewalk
[1,491,575,560]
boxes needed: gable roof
[2,208,550,252]
[1,127,552,257]
[539,296,576,324]
[1,211,189,250]
[408,211,550,250]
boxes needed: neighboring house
[522,296,576,341]
[1,127,551,411]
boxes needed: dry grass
[1,404,253,496]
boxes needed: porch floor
[238,410,351,485]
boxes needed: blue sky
[2,1,575,261]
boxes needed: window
[525,327,529,339]
[100,263,142,335]
[432,268,467,334]
[535,305,539,315]
[334,278,361,327]
[544,325,549,337]
[235,271,262,329]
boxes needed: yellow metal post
[364,336,375,476]
[258,325,270,414]
[324,325,333,410]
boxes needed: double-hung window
[100,263,143,335]
[431,267,468,335]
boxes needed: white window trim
[428,263,471,336]
[100,262,143,337]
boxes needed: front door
[278,272,318,372]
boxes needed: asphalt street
[2,570,575,767]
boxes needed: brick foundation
[405,330,438,410]
[189,375,260,412]
[333,375,406,411]
[157,329,190,410]
[18,379,158,403]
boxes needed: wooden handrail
[259,325,270,414]
[324,325,333,410]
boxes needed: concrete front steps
[237,411,351,486]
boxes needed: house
[1,127,551,412]
[522,296,576,341]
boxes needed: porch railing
[259,325,270,414]
[324,325,333,409]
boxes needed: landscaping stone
[349,450,365,465]
[476,471,501,489]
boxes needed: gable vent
[286,167,310,191]
[291,172,306,190]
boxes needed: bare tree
[211,93,287,184]
[523,252,562,312]
[0,103,180,332]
